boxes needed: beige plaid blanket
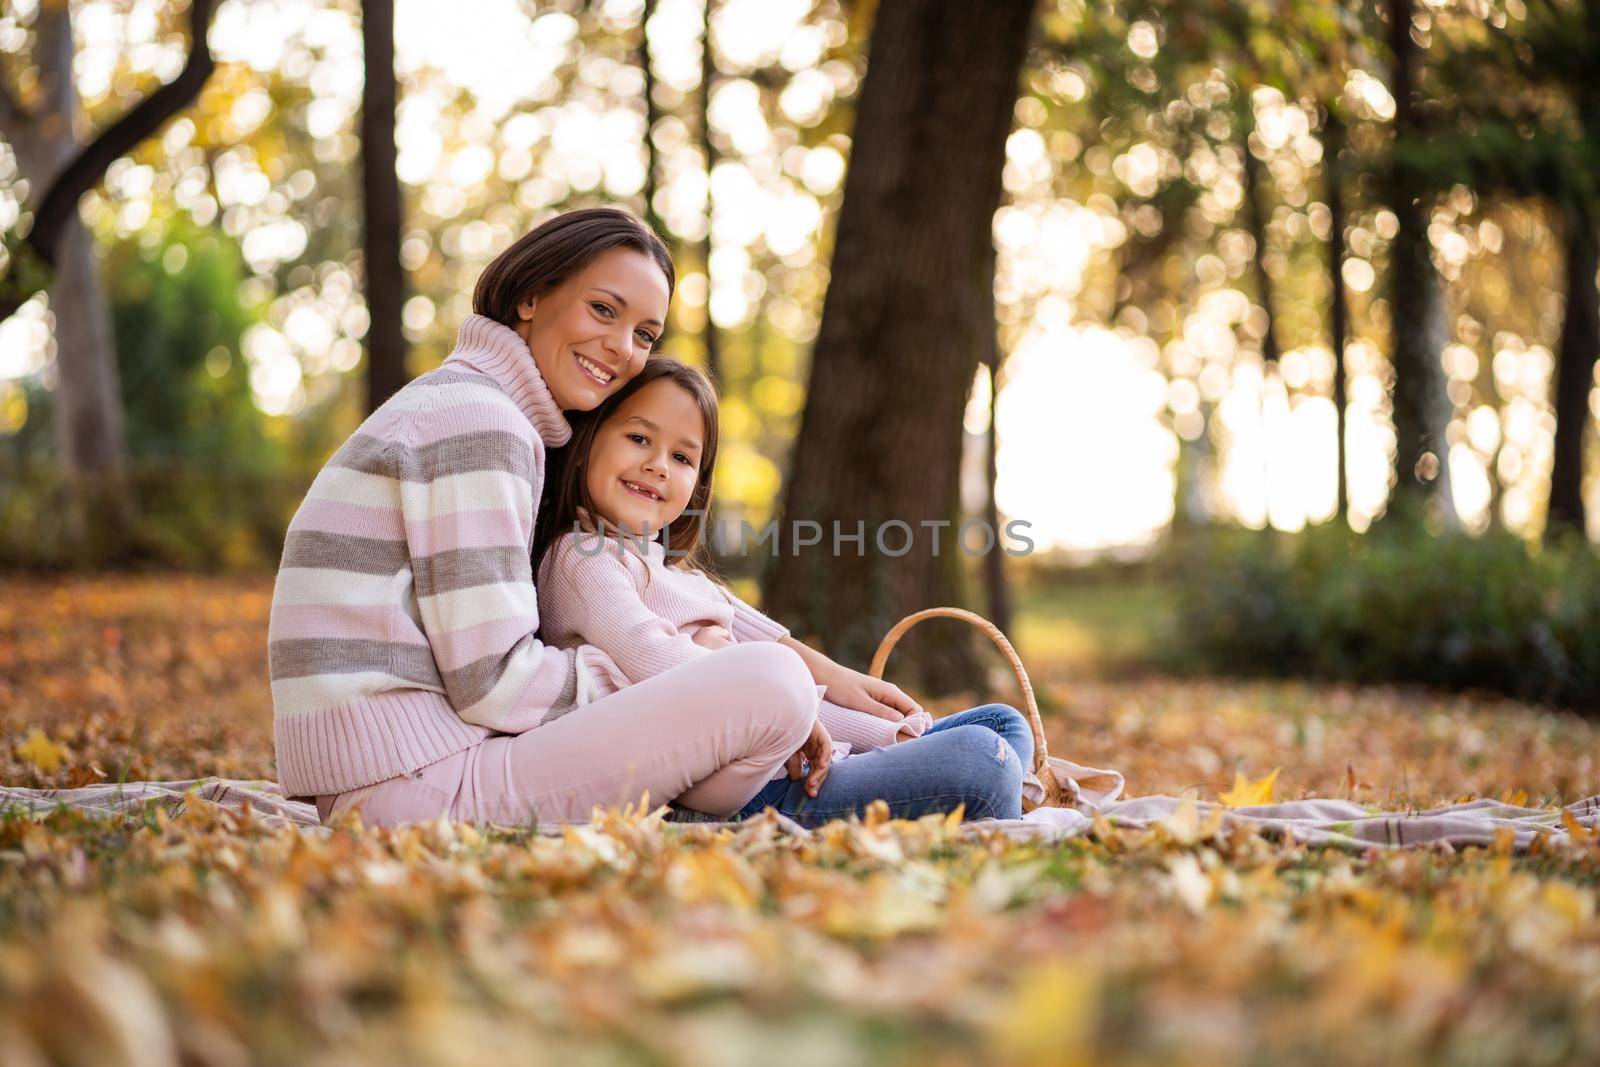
[4,763,1595,852]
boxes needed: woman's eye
[636,330,656,346]
[591,302,614,318]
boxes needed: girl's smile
[620,478,664,501]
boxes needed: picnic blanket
[4,758,1596,853]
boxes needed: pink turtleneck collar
[443,313,573,447]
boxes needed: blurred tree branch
[0,0,218,325]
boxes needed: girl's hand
[775,635,923,723]
[814,660,923,723]
[691,625,735,650]
[785,717,833,797]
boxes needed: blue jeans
[733,703,1034,826]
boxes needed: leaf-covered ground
[2,576,1597,1066]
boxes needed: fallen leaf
[1167,853,1212,915]
[17,727,67,772]
[1219,768,1280,808]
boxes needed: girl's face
[514,247,670,411]
[583,379,706,538]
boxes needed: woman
[269,206,1028,827]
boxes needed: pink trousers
[314,642,818,827]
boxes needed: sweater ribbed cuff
[727,595,789,643]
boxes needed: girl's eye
[625,432,647,445]
[674,453,692,465]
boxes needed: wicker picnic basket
[868,607,1077,813]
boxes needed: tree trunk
[1549,1,1600,540]
[1386,0,1456,525]
[761,0,1035,693]
[1240,109,1287,526]
[50,216,125,477]
[361,0,407,413]
[1324,107,1349,523]
[700,0,721,384]
[639,0,665,239]
[1548,209,1598,537]
[981,345,1012,639]
[1240,119,1281,366]
[32,2,126,484]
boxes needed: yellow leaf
[1219,767,1280,807]
[1560,809,1598,843]
[17,728,66,772]
[664,850,761,910]
[1161,795,1201,842]
[1157,794,1224,846]
[987,958,1099,1067]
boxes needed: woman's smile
[573,350,616,387]
[511,246,670,411]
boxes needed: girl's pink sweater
[536,530,933,761]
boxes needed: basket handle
[867,606,1049,775]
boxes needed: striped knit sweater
[269,314,595,799]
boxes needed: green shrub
[0,459,311,573]
[1161,522,1600,712]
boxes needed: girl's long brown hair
[534,359,722,585]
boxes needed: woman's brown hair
[474,206,675,324]
[534,359,722,584]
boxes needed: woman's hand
[690,625,735,650]
[785,717,833,797]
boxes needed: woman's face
[514,247,671,411]
[583,379,706,538]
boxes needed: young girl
[534,359,1036,822]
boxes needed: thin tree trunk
[1548,209,1598,537]
[361,0,407,413]
[1548,2,1600,539]
[1240,119,1282,366]
[32,3,125,484]
[49,215,125,480]
[1386,0,1456,524]
[639,0,665,238]
[981,345,1012,638]
[27,2,132,555]
[700,0,720,384]
[761,0,1035,693]
[1239,109,1285,526]
[1324,107,1349,522]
